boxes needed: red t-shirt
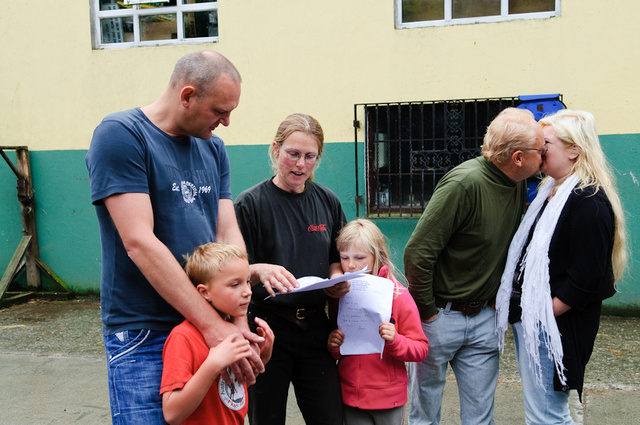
[161,320,248,425]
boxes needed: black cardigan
[548,185,616,398]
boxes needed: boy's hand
[254,317,275,364]
[209,320,264,386]
[379,321,396,343]
[327,329,345,351]
[208,334,252,371]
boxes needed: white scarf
[496,173,580,389]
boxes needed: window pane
[100,18,133,44]
[101,18,126,44]
[100,0,120,9]
[402,0,444,23]
[453,0,500,19]
[140,14,177,41]
[184,10,218,38]
[509,0,555,14]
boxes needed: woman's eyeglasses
[283,149,318,164]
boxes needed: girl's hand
[324,263,350,298]
[379,321,396,343]
[324,281,350,298]
[254,317,275,364]
[327,329,345,351]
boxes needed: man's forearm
[105,192,230,344]
[407,273,437,319]
[405,227,450,319]
[216,199,247,251]
[126,236,232,346]
[404,244,438,319]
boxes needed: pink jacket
[330,267,429,410]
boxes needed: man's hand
[249,263,298,297]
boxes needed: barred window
[355,97,532,218]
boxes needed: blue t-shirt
[86,108,232,334]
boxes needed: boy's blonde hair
[184,243,248,286]
[336,219,396,278]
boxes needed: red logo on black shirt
[308,224,327,232]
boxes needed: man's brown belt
[435,297,492,317]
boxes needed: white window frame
[395,0,561,29]
[90,0,218,50]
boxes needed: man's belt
[435,296,493,317]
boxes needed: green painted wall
[1,150,100,294]
[1,135,638,314]
[599,135,640,314]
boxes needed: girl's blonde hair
[184,243,248,286]
[539,110,627,282]
[336,219,397,279]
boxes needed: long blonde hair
[540,110,627,281]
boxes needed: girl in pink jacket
[328,219,429,424]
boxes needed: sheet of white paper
[337,274,394,356]
[264,269,370,299]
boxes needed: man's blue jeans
[512,322,573,425]
[408,305,499,425]
[103,330,170,425]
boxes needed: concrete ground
[0,297,638,424]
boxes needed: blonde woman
[496,109,627,424]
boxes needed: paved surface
[1,297,638,424]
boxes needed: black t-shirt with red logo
[234,178,346,309]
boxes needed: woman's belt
[249,301,326,328]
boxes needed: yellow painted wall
[1,0,639,151]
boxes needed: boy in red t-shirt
[161,243,274,425]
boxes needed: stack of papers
[265,269,370,298]
[265,269,395,356]
[338,274,394,356]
